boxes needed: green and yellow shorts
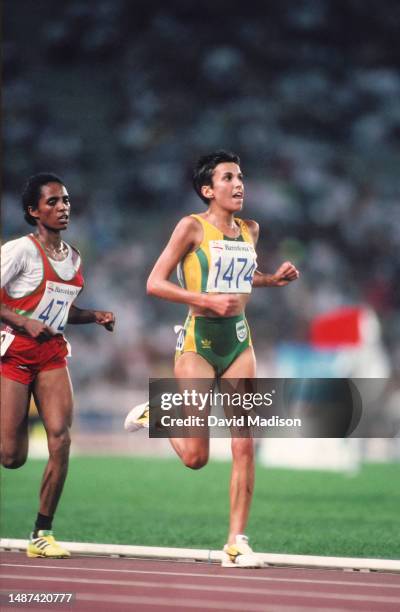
[175,314,252,376]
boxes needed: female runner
[125,151,299,567]
[1,173,115,558]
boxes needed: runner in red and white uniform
[1,173,115,558]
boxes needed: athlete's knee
[1,452,27,469]
[182,450,209,470]
[47,429,71,456]
[231,437,254,462]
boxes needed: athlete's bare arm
[0,304,53,338]
[147,217,242,317]
[68,305,115,330]
[244,219,300,288]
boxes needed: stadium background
[2,0,399,556]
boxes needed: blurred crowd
[3,0,400,411]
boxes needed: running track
[1,552,400,611]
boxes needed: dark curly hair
[22,173,64,226]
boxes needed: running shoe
[27,530,71,559]
[124,401,149,432]
[221,534,263,568]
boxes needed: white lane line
[2,563,400,589]
[2,574,400,604]
[77,592,347,612]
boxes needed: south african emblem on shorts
[236,320,248,342]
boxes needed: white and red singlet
[1,234,84,384]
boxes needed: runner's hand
[93,311,115,331]
[204,294,242,317]
[22,319,54,339]
[270,261,299,286]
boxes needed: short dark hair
[192,150,241,204]
[22,173,64,226]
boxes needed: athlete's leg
[0,376,30,469]
[171,352,215,469]
[222,346,256,545]
[32,367,73,517]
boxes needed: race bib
[174,325,185,351]
[207,240,257,294]
[1,330,15,356]
[30,281,82,333]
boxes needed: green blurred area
[1,457,399,559]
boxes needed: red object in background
[311,306,363,348]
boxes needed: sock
[33,513,53,536]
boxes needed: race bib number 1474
[207,240,257,294]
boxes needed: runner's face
[29,182,70,230]
[202,162,244,211]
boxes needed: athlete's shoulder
[241,218,259,231]
[240,219,259,243]
[174,215,204,233]
[1,236,37,283]
[168,216,204,253]
[65,242,81,257]
[61,241,82,269]
[1,235,37,256]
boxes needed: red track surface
[1,551,400,611]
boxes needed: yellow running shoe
[124,401,149,432]
[27,530,70,559]
[222,535,263,568]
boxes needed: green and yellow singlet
[177,214,257,294]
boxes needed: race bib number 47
[30,281,82,333]
[207,240,257,294]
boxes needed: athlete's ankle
[33,512,53,536]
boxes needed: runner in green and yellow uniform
[125,150,299,567]
[176,213,256,375]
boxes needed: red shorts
[1,334,69,385]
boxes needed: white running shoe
[221,535,264,568]
[124,401,149,432]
